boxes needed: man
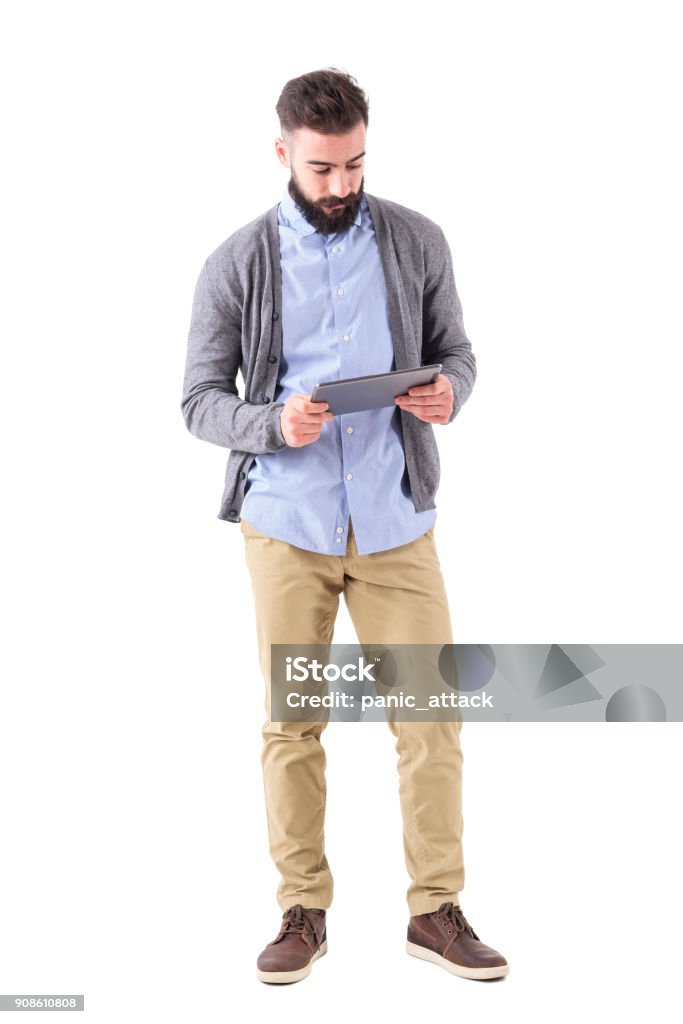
[181,67,509,984]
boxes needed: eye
[314,163,362,176]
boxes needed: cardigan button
[268,355,277,363]
[263,395,271,403]
[272,311,279,321]
[239,471,246,479]
[229,508,237,516]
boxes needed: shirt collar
[279,183,364,237]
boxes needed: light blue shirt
[239,185,437,555]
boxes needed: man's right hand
[279,394,334,447]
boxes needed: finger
[287,427,325,445]
[290,430,321,446]
[404,411,447,424]
[406,380,446,396]
[406,385,449,398]
[292,413,333,429]
[290,407,331,419]
[396,395,448,407]
[396,401,452,420]
[296,395,330,413]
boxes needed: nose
[326,172,354,200]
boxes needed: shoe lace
[436,902,480,943]
[275,905,323,951]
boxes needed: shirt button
[343,334,350,341]
[336,537,342,544]
[337,288,345,296]
[346,426,353,434]
[346,473,353,480]
[332,245,341,253]
[336,526,344,534]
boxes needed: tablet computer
[310,364,442,415]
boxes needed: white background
[1,1,682,1021]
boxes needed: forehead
[293,124,366,163]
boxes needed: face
[275,122,366,236]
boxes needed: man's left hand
[394,373,454,424]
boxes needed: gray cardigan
[181,191,477,523]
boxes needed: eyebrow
[305,150,366,167]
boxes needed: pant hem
[408,894,461,916]
[279,897,332,912]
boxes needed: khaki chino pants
[240,515,464,916]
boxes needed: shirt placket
[326,234,355,551]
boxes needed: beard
[288,171,365,236]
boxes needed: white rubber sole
[406,940,509,980]
[257,940,328,984]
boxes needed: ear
[274,137,290,168]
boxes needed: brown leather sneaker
[407,902,509,980]
[256,904,327,984]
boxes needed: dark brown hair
[276,67,369,142]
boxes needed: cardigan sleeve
[181,259,288,453]
[421,227,477,425]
